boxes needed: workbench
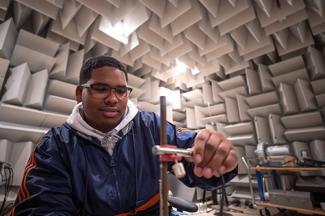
[249,166,325,215]
[255,201,325,215]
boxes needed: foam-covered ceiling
[4,0,325,90]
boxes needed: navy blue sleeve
[165,120,238,190]
[11,130,77,216]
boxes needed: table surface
[256,201,325,215]
[251,166,325,172]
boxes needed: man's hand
[192,129,238,178]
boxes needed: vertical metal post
[242,157,256,206]
[159,96,168,216]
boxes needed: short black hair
[79,55,128,84]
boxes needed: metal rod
[152,145,193,158]
[159,96,168,216]
[242,156,256,206]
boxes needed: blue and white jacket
[11,101,237,216]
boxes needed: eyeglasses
[81,83,133,100]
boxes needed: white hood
[66,100,138,154]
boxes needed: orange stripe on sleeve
[7,207,14,216]
[18,151,37,201]
[23,152,36,198]
[116,193,160,216]
[135,193,160,212]
[17,154,35,201]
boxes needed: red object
[276,0,281,8]
[160,145,183,162]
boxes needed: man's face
[76,66,129,133]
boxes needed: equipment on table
[310,140,325,176]
[269,190,314,210]
[255,143,294,166]
[297,158,325,167]
[153,96,225,215]
[295,176,325,192]
[167,196,198,212]
[152,101,198,213]
[152,145,192,178]
[153,96,196,215]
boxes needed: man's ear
[76,86,83,103]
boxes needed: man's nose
[103,90,118,103]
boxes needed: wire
[218,175,225,216]
[0,162,13,216]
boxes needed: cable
[218,176,225,216]
[0,162,13,216]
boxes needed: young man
[11,56,238,215]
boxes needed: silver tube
[152,145,193,158]
[266,145,290,156]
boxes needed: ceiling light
[175,59,187,74]
[191,66,200,75]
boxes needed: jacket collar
[66,100,138,141]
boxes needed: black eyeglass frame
[80,83,133,99]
